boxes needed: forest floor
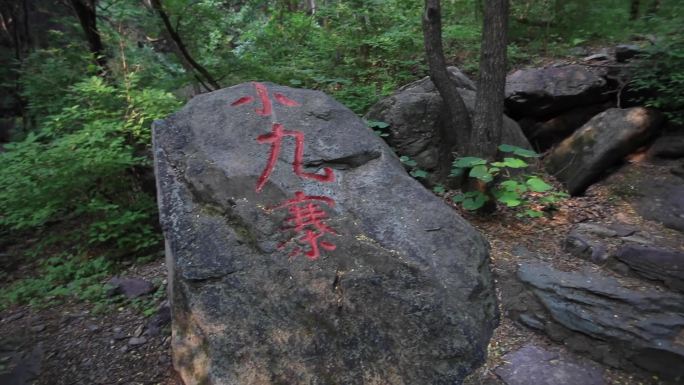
[1,156,683,385]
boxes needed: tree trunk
[646,0,660,15]
[149,0,220,90]
[469,0,509,158]
[68,0,107,71]
[629,0,640,20]
[422,0,472,160]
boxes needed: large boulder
[521,104,608,151]
[516,261,684,381]
[545,107,663,195]
[153,82,497,385]
[365,67,530,184]
[505,65,608,119]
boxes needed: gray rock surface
[633,178,684,233]
[153,82,497,385]
[505,65,608,118]
[546,107,663,195]
[522,104,608,151]
[365,67,530,184]
[516,261,684,381]
[649,131,684,159]
[494,344,606,385]
[106,277,155,299]
[615,44,642,62]
[615,245,684,292]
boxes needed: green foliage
[399,155,429,179]
[631,32,684,124]
[450,145,567,216]
[0,254,113,310]
[0,75,179,258]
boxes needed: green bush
[631,32,684,125]
[449,145,568,217]
[0,75,180,259]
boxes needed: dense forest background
[0,0,682,309]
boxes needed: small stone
[615,44,642,62]
[106,276,155,299]
[128,337,147,346]
[621,235,653,245]
[133,324,144,338]
[576,223,617,238]
[119,346,128,353]
[30,324,46,333]
[86,324,100,332]
[4,312,25,322]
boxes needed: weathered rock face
[521,104,608,151]
[505,65,608,118]
[516,262,684,381]
[546,107,663,195]
[494,344,606,385]
[615,245,684,293]
[365,67,530,184]
[153,82,497,385]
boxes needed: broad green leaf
[469,165,493,182]
[499,180,527,193]
[526,177,553,192]
[492,158,528,168]
[498,144,539,158]
[451,194,465,203]
[453,156,487,168]
[462,192,489,210]
[450,168,464,177]
[410,169,428,178]
[524,209,544,218]
[433,185,446,194]
[495,191,522,207]
[366,120,390,129]
[399,156,418,167]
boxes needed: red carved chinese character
[230,82,300,117]
[272,191,337,260]
[255,123,335,192]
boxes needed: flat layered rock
[516,261,684,381]
[153,82,497,385]
[495,344,605,385]
[615,245,684,292]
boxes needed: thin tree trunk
[470,0,509,158]
[69,0,107,71]
[422,0,472,158]
[149,0,220,90]
[629,0,640,20]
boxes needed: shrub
[449,145,567,217]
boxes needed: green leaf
[410,169,428,178]
[366,120,390,129]
[462,192,489,210]
[469,165,493,182]
[499,180,527,193]
[399,156,418,167]
[452,156,486,168]
[433,185,446,194]
[495,191,522,207]
[450,168,464,177]
[524,209,544,218]
[451,194,465,203]
[526,177,553,192]
[491,157,528,169]
[498,144,539,158]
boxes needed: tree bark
[629,0,640,20]
[422,0,472,158]
[470,0,509,158]
[149,0,220,90]
[69,0,107,71]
